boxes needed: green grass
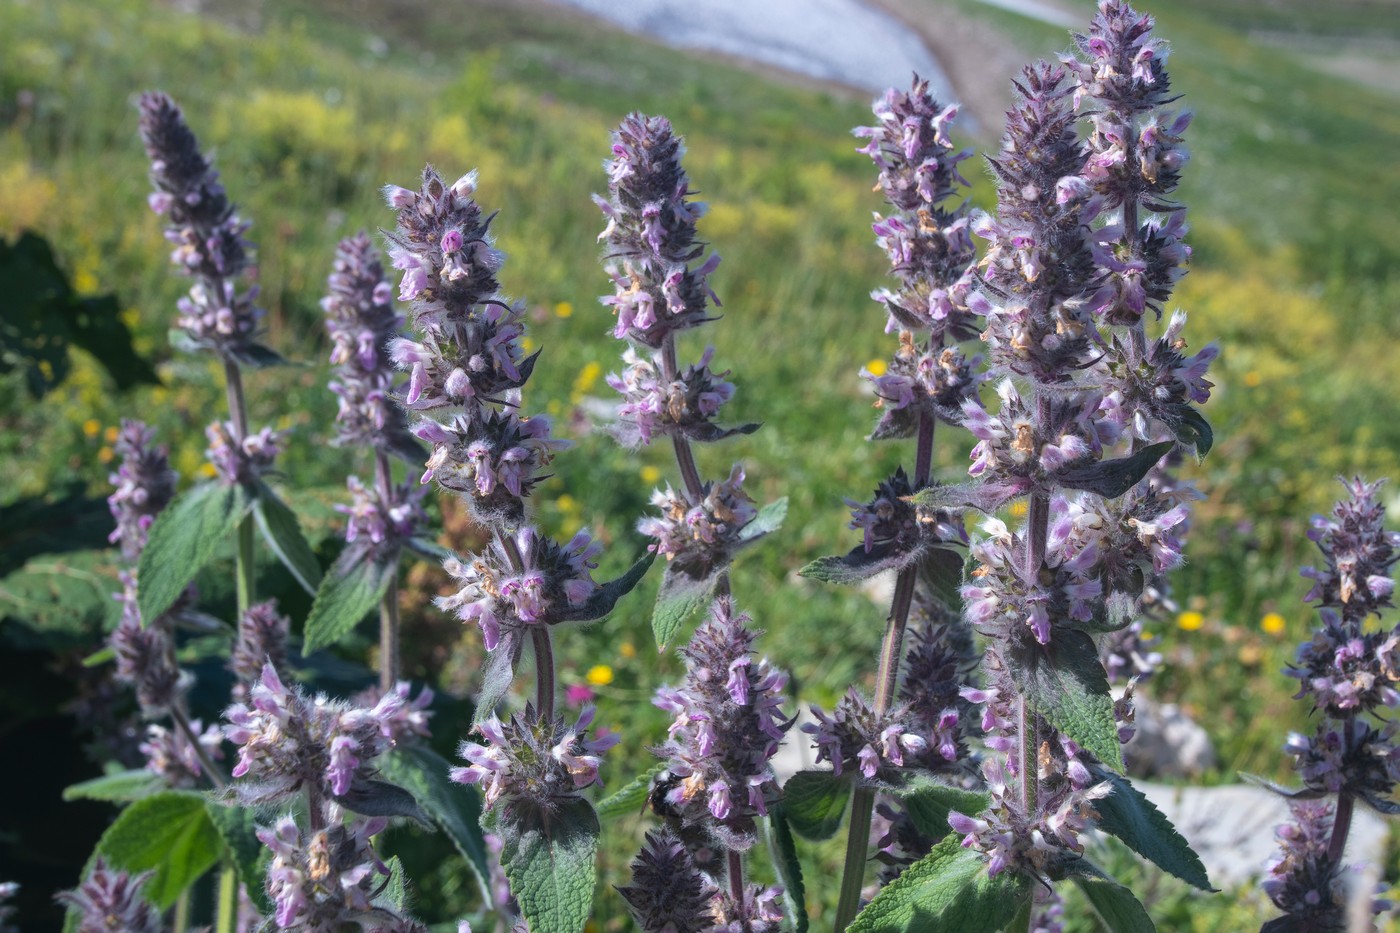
[5,0,1400,927]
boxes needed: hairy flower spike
[138,91,264,360]
[107,420,177,562]
[228,599,291,697]
[141,719,223,788]
[606,345,746,448]
[1262,802,1345,931]
[651,599,790,851]
[336,476,428,558]
[804,690,937,781]
[206,421,283,486]
[415,410,564,528]
[617,828,718,933]
[638,465,757,575]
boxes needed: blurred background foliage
[2,0,1399,927]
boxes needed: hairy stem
[660,339,706,501]
[215,865,238,933]
[727,849,745,904]
[1328,791,1354,864]
[1018,695,1037,814]
[532,626,556,720]
[375,452,401,693]
[224,359,256,619]
[835,786,875,933]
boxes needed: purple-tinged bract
[450,704,616,812]
[55,858,163,933]
[107,420,177,562]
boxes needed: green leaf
[82,646,116,667]
[849,836,1030,933]
[302,546,397,654]
[204,801,271,914]
[918,548,966,612]
[767,806,808,933]
[334,778,429,824]
[738,496,788,542]
[379,745,492,903]
[137,483,251,623]
[62,769,163,803]
[90,790,221,908]
[596,762,666,821]
[1064,861,1157,933]
[497,797,600,933]
[560,551,655,622]
[1175,407,1213,460]
[0,550,122,648]
[1058,441,1174,499]
[1008,629,1124,773]
[898,778,990,841]
[782,770,851,841]
[253,482,323,595]
[1091,770,1213,891]
[652,563,720,651]
[475,631,523,723]
[380,856,409,913]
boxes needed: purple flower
[438,525,601,650]
[138,91,264,361]
[228,599,291,699]
[864,337,981,436]
[206,421,284,486]
[106,420,177,562]
[450,704,617,810]
[1261,802,1345,930]
[709,882,785,933]
[415,409,565,528]
[335,475,428,557]
[804,691,932,781]
[605,345,741,447]
[109,583,183,714]
[223,663,403,806]
[388,300,532,414]
[55,859,162,933]
[617,828,718,933]
[651,599,790,851]
[637,465,757,576]
[257,814,401,930]
[1301,478,1400,623]
[141,719,223,788]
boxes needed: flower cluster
[804,690,944,782]
[109,582,183,714]
[617,828,717,933]
[606,345,745,448]
[258,813,425,932]
[141,719,223,788]
[224,664,404,805]
[638,465,757,574]
[1261,802,1346,931]
[652,599,790,850]
[323,232,420,460]
[138,91,264,361]
[55,859,162,933]
[106,421,178,561]
[336,476,428,559]
[415,410,563,527]
[450,704,616,811]
[228,599,291,698]
[438,526,601,651]
[206,421,283,486]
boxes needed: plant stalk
[215,864,238,933]
[224,359,256,618]
[532,626,556,720]
[834,785,876,933]
[170,702,227,790]
[375,452,401,693]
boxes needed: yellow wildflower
[82,419,101,438]
[555,301,574,319]
[640,465,662,484]
[1260,613,1286,636]
[1177,611,1205,631]
[585,665,614,686]
[619,641,637,660]
[865,358,888,377]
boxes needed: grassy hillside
[3,0,1399,926]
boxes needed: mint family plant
[55,2,1241,931]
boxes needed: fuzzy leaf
[560,551,655,622]
[652,562,720,651]
[738,497,788,543]
[799,544,915,586]
[89,790,221,908]
[1008,630,1124,772]
[1063,861,1157,933]
[848,835,1030,933]
[253,483,323,596]
[908,480,1027,515]
[897,778,991,841]
[680,421,762,443]
[82,646,116,667]
[62,769,163,803]
[1174,406,1213,460]
[379,745,491,902]
[767,806,809,933]
[302,546,398,654]
[405,537,455,563]
[137,483,251,623]
[334,778,429,825]
[918,547,966,611]
[0,550,123,648]
[1093,770,1213,890]
[496,797,600,933]
[596,762,667,821]
[233,342,291,369]
[204,800,271,914]
[1057,442,1174,499]
[475,632,523,722]
[782,770,852,841]
[380,856,409,912]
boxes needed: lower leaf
[496,797,600,933]
[848,835,1030,933]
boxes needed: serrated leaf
[898,778,991,841]
[738,497,788,543]
[1008,629,1124,772]
[497,797,600,933]
[1175,407,1213,460]
[560,551,654,622]
[90,790,222,907]
[380,856,408,912]
[62,769,163,803]
[0,550,122,647]
[1057,442,1174,499]
[918,547,966,612]
[782,770,851,841]
[334,778,429,825]
[302,546,397,654]
[908,480,1028,515]
[596,762,666,820]
[253,483,323,596]
[1092,770,1213,891]
[799,545,911,586]
[767,806,808,933]
[652,562,720,651]
[137,483,251,623]
[1063,861,1156,933]
[204,801,271,914]
[848,836,1030,933]
[379,745,491,903]
[475,632,523,722]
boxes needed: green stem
[215,864,238,933]
[375,452,401,693]
[236,515,255,617]
[224,358,256,619]
[834,786,875,932]
[173,889,191,933]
